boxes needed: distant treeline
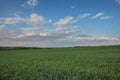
[74,45,120,48]
[0,46,41,50]
[0,45,120,50]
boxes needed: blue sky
[0,0,120,47]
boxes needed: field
[0,46,120,80]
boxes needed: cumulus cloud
[91,12,104,19]
[54,16,80,33]
[21,27,40,37]
[20,25,79,40]
[0,14,81,47]
[0,14,47,28]
[21,0,39,8]
[26,14,46,26]
[55,16,74,27]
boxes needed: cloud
[0,31,119,47]
[0,24,120,47]
[21,0,39,8]
[91,12,104,19]
[100,16,112,20]
[0,14,118,47]
[0,15,80,46]
[77,34,91,37]
[20,25,79,39]
[79,13,91,19]
[0,17,24,25]
[26,14,46,26]
[0,14,47,28]
[91,12,112,20]
[0,25,5,30]
[75,36,119,41]
[116,0,120,5]
[55,16,74,27]
[48,19,52,23]
[21,27,40,37]
[73,13,91,22]
[0,21,119,47]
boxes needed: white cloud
[20,26,79,39]
[21,0,39,8]
[0,14,47,28]
[26,14,46,26]
[75,36,119,41]
[54,16,78,32]
[0,17,24,25]
[91,12,104,19]
[79,13,91,19]
[100,16,112,20]
[116,0,120,5]
[22,27,40,37]
[91,12,112,20]
[55,16,74,27]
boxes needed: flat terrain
[0,46,120,80]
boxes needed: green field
[0,46,120,80]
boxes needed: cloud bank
[0,13,119,47]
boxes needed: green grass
[0,46,120,80]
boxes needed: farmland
[0,46,120,80]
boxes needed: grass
[0,46,120,80]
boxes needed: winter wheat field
[0,46,120,80]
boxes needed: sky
[0,0,120,47]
